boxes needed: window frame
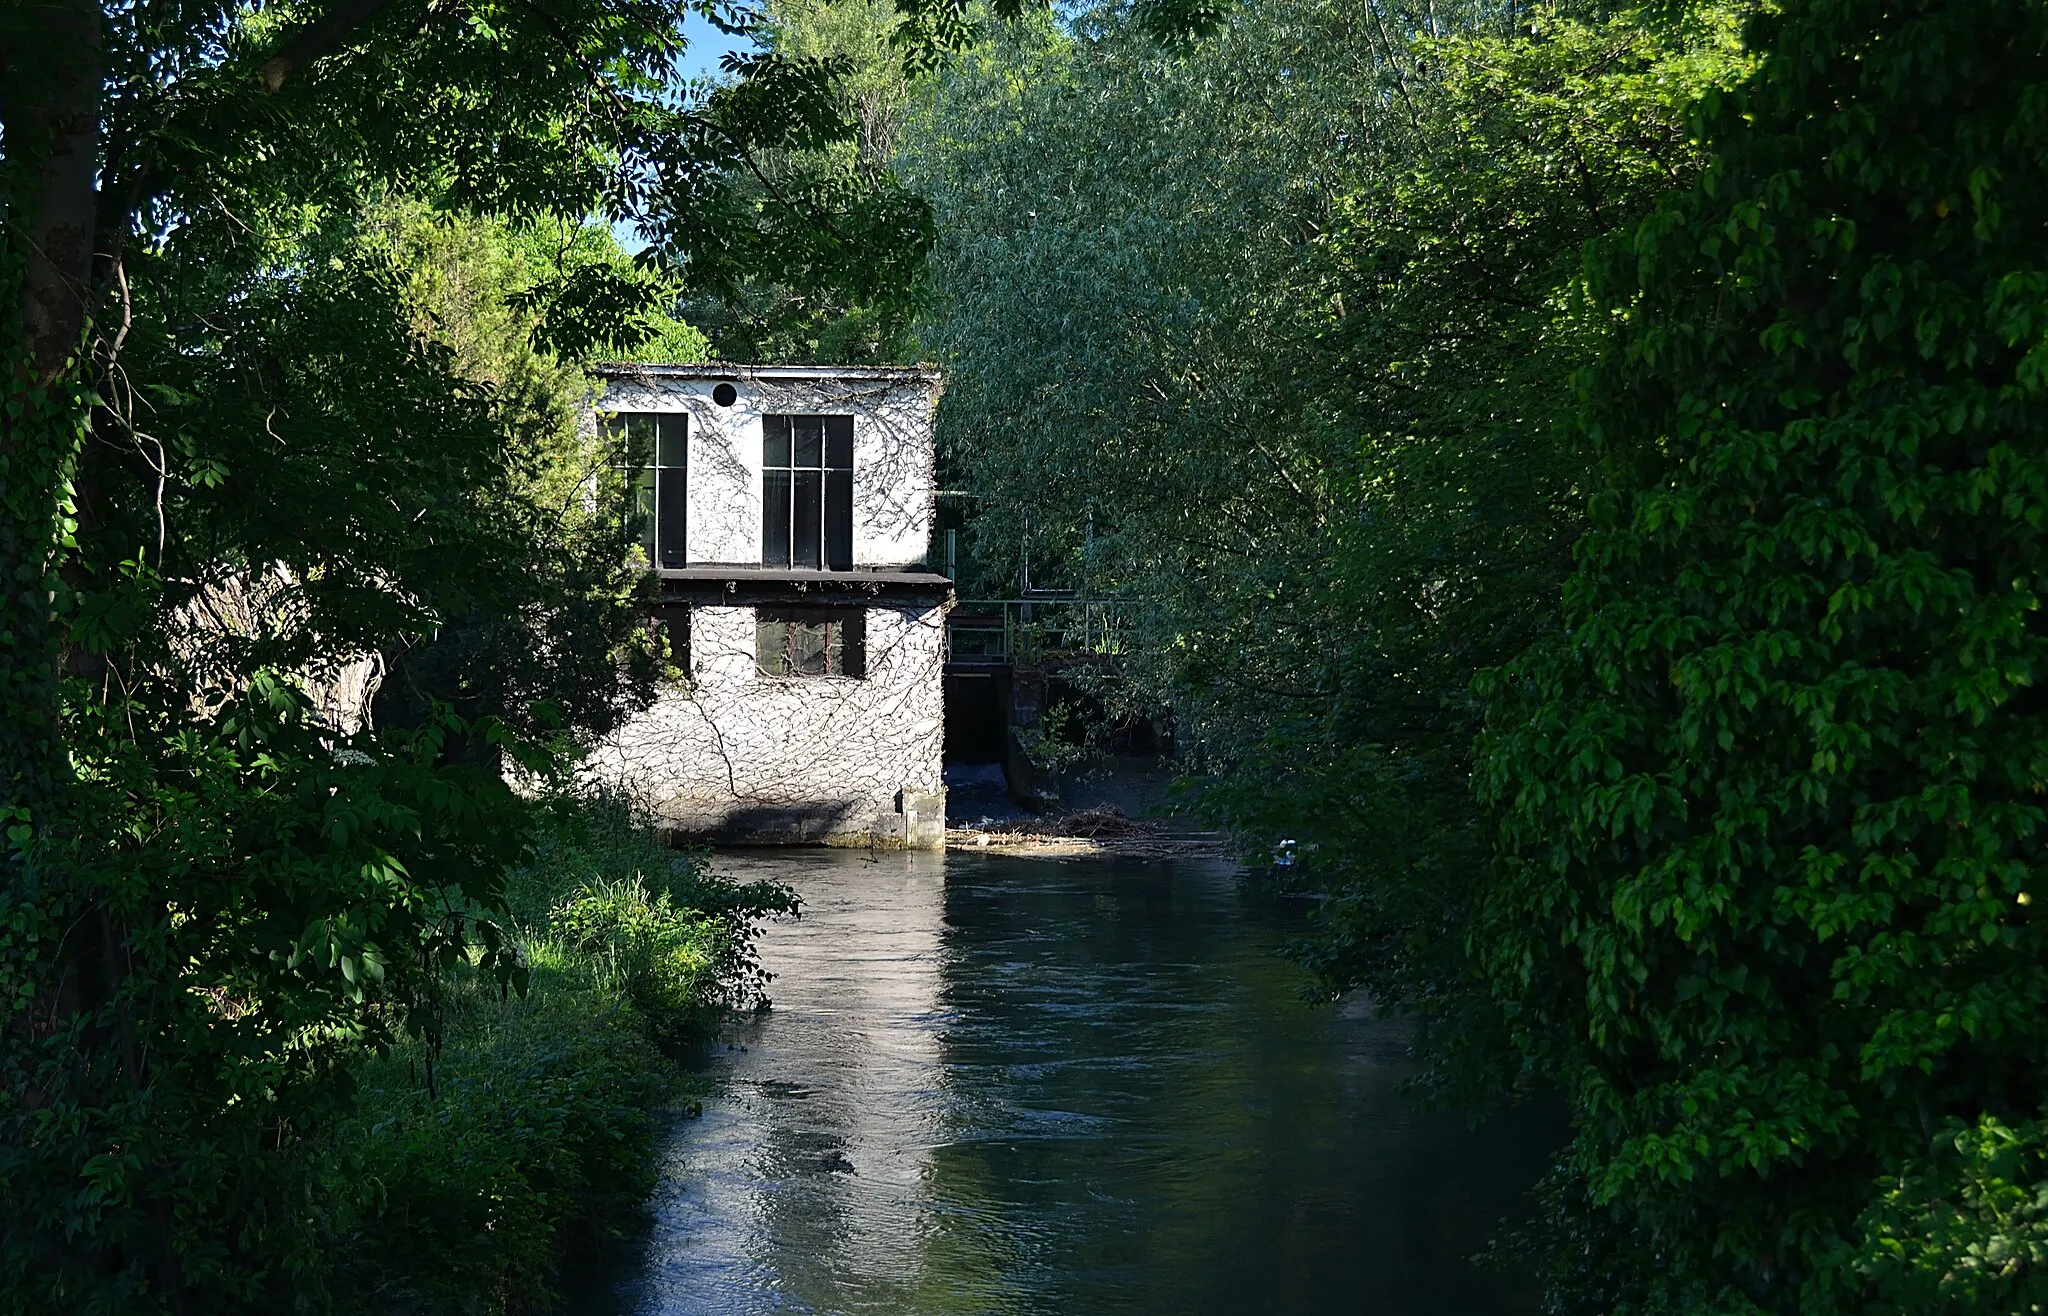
[609,411,688,570]
[761,414,854,571]
[754,606,867,679]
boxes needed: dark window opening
[762,415,853,570]
[609,412,688,569]
[755,607,865,678]
[712,382,738,407]
[650,604,691,677]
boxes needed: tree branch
[257,0,400,93]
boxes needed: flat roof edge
[594,362,941,383]
[657,566,953,586]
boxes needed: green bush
[326,965,673,1316]
[547,878,726,1042]
[1855,1117,2048,1314]
[317,796,797,1314]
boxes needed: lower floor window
[756,607,866,678]
[650,604,690,676]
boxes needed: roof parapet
[592,362,941,384]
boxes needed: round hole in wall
[712,382,738,407]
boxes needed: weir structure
[943,595,1106,808]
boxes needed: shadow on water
[572,849,1564,1316]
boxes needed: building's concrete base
[654,789,947,850]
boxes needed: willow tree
[905,0,1746,1011]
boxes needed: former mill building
[581,363,951,848]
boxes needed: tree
[906,0,1421,607]
[0,0,1235,1295]
[0,0,920,1304]
[679,0,931,362]
[905,0,1743,1034]
[1196,5,1748,1028]
[1475,0,2048,1307]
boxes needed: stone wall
[583,601,947,847]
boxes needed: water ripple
[577,850,1559,1316]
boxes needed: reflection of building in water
[581,365,949,847]
[629,852,1014,1310]
[734,853,954,1292]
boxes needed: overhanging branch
[256,0,400,93]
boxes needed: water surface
[586,849,1557,1315]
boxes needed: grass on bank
[317,795,798,1315]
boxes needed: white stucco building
[581,364,949,847]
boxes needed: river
[578,848,1560,1315]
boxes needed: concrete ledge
[653,792,946,850]
[655,567,953,607]
[900,787,946,851]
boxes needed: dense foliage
[325,796,795,1315]
[0,0,882,1306]
[1474,0,2048,1306]
[1,202,643,1303]
[677,0,935,362]
[906,0,1746,1008]
[1187,4,1749,1015]
[13,0,2048,1307]
[905,0,2048,1308]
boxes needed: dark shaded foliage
[321,797,795,1315]
[0,0,906,1304]
[1475,0,2048,1307]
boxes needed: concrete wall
[595,370,938,569]
[582,601,947,847]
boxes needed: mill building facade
[580,363,950,848]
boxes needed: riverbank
[316,796,796,1315]
[943,758,1236,860]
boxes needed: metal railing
[946,596,1129,666]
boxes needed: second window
[762,414,853,570]
[756,607,865,678]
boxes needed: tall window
[762,415,853,570]
[756,607,865,678]
[610,412,688,569]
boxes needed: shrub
[318,794,797,1313]
[1855,1117,2048,1314]
[546,877,728,1042]
[325,965,672,1315]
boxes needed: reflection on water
[582,850,1560,1316]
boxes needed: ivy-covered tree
[1475,0,2048,1308]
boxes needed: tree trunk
[1,0,104,810]
[6,0,104,387]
